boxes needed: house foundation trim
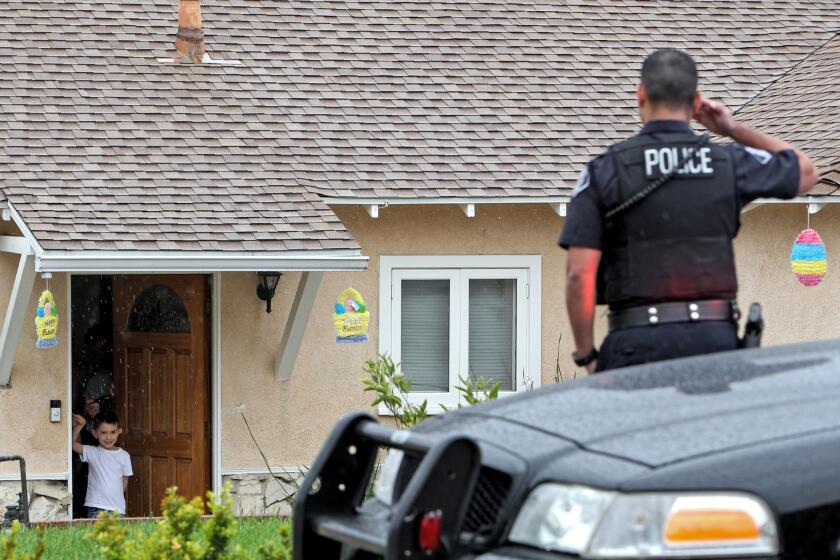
[0,472,67,482]
[35,252,368,273]
[0,253,37,387]
[275,271,323,381]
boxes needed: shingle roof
[1,1,838,251]
[735,33,840,195]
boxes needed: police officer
[560,48,818,373]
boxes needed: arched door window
[127,284,191,333]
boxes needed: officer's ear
[691,91,703,117]
[636,84,647,108]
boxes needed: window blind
[401,280,450,392]
[469,279,516,391]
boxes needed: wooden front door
[113,275,210,517]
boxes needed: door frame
[66,272,223,517]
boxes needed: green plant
[443,375,501,410]
[0,519,285,559]
[363,354,503,425]
[239,409,305,511]
[362,354,428,429]
[1,522,45,560]
[88,483,247,560]
[254,522,292,560]
[555,334,576,383]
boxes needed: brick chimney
[175,0,204,63]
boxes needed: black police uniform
[560,120,800,371]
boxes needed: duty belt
[608,300,740,332]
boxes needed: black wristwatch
[572,347,599,367]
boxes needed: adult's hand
[695,93,818,194]
[693,94,736,137]
[586,360,597,374]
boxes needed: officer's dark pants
[596,321,738,372]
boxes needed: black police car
[294,340,840,559]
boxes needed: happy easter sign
[333,288,370,343]
[35,290,59,348]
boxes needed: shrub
[254,522,292,560]
[447,374,501,408]
[362,354,501,428]
[89,483,250,560]
[1,521,44,560]
[363,354,428,428]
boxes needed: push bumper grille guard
[293,412,481,559]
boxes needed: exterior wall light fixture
[256,272,283,313]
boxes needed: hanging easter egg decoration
[790,228,827,287]
[333,288,370,343]
[35,290,59,348]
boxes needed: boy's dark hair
[641,49,698,110]
[93,410,120,429]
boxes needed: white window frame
[379,255,541,414]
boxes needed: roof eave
[35,250,368,274]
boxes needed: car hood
[451,341,840,468]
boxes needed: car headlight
[509,484,615,554]
[508,484,778,558]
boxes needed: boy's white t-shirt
[81,445,133,514]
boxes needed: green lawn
[5,517,289,559]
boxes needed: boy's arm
[71,414,86,455]
[122,454,133,496]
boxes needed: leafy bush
[362,354,501,428]
[363,354,429,428]
[254,522,292,560]
[446,374,501,408]
[1,521,44,560]
[88,483,283,560]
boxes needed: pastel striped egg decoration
[790,228,827,287]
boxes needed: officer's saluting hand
[560,48,818,373]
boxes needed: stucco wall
[736,205,840,345]
[221,203,840,470]
[221,204,574,469]
[0,263,68,476]
[1,203,837,476]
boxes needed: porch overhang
[34,250,368,274]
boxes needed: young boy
[72,411,132,518]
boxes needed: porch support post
[275,271,323,382]
[0,254,37,386]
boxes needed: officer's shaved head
[641,49,698,110]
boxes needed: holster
[739,302,763,349]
